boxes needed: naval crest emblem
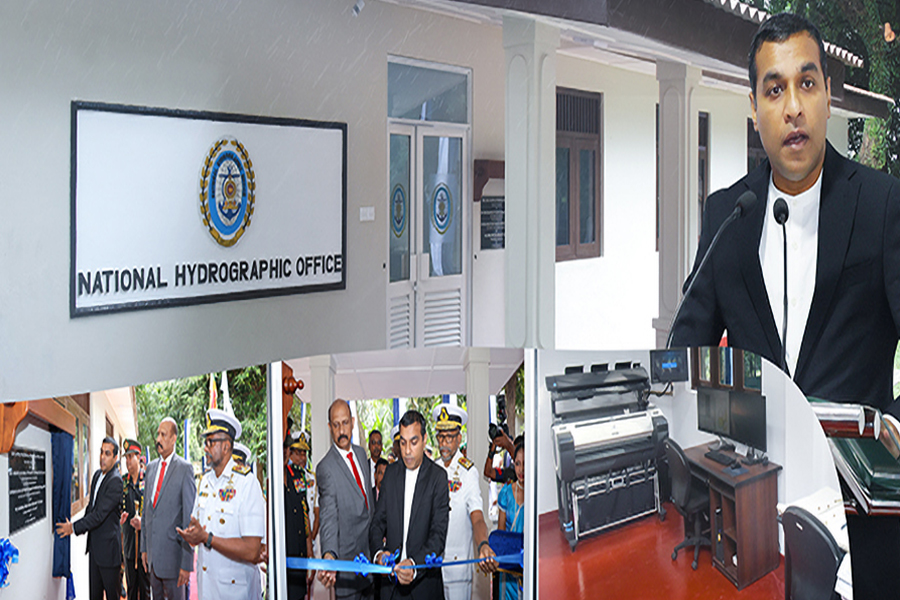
[432,183,452,234]
[200,137,256,247]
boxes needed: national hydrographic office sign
[70,101,347,317]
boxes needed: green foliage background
[748,1,900,175]
[353,363,525,458]
[135,366,268,474]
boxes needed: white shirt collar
[758,169,823,376]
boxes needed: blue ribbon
[0,539,19,588]
[285,557,392,574]
[424,553,442,568]
[286,550,523,575]
[353,553,372,577]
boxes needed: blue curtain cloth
[51,428,73,578]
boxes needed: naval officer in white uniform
[177,409,266,600]
[431,403,497,600]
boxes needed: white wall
[536,348,839,526]
[89,391,127,461]
[553,58,759,351]
[0,0,505,402]
[696,87,752,198]
[554,58,660,351]
[828,114,850,155]
[472,180,507,347]
[0,422,68,600]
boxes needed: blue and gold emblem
[391,184,406,238]
[432,183,452,234]
[199,137,256,247]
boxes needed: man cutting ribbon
[370,410,449,600]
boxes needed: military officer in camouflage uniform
[431,403,497,600]
[177,409,265,600]
[121,439,150,600]
[285,431,315,600]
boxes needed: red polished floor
[539,506,785,600]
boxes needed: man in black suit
[371,410,449,600]
[671,13,900,598]
[57,436,123,600]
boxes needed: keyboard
[705,450,734,465]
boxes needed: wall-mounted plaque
[9,447,47,534]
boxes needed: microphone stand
[773,198,790,375]
[666,191,757,349]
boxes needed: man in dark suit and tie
[56,436,123,600]
[140,417,196,600]
[371,410,449,600]
[316,399,375,600]
[670,13,900,598]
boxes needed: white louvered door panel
[421,289,462,346]
[389,292,413,349]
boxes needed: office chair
[665,438,711,570]
[782,506,843,600]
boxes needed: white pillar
[464,347,491,600]
[523,348,537,600]
[653,61,701,347]
[308,354,336,468]
[267,361,286,600]
[503,15,558,349]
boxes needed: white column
[523,348,537,600]
[653,61,701,347]
[503,15,558,349]
[464,347,491,600]
[308,354,336,468]
[267,361,286,600]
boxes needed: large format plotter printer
[548,366,668,550]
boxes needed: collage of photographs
[1,1,900,600]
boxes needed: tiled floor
[538,507,785,600]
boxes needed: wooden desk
[684,444,782,590]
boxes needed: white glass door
[387,124,468,348]
[415,126,467,347]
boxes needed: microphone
[773,198,789,225]
[667,190,758,348]
[773,198,789,373]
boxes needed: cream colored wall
[554,55,661,350]
[554,54,786,351]
[0,423,65,600]
[0,0,505,401]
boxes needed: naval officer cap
[123,439,142,455]
[233,442,251,464]
[202,408,242,441]
[289,431,310,452]
[391,425,400,441]
[432,403,467,431]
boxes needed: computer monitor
[697,388,730,438]
[729,391,767,453]
[649,348,689,383]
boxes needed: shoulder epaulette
[233,463,251,475]
[458,456,474,470]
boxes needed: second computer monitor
[729,390,767,453]
[696,387,767,453]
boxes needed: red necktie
[153,460,167,507]
[347,452,368,510]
